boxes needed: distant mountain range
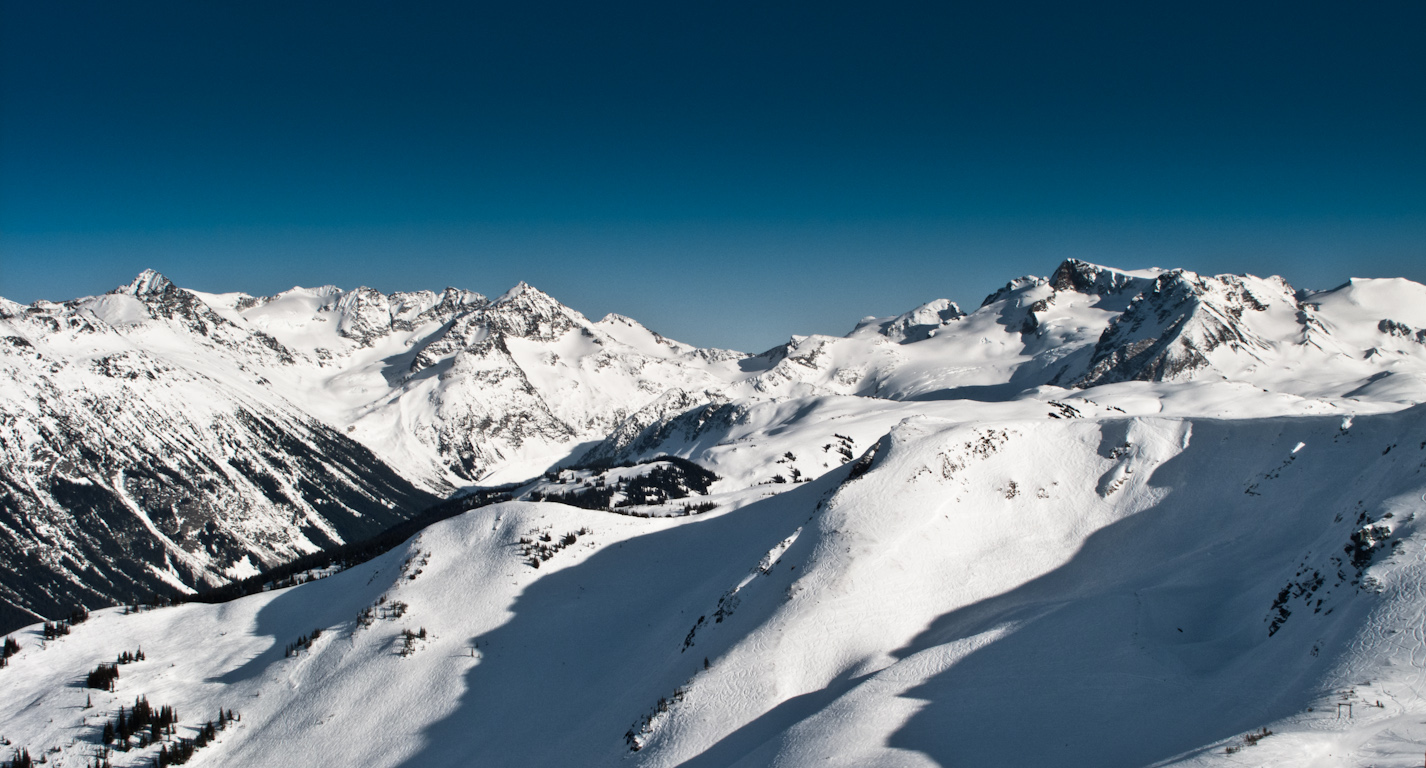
[3,260,1426,766]
[4,260,1425,630]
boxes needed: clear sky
[2,1,1423,352]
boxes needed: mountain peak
[857,298,965,344]
[481,281,586,340]
[111,269,175,297]
[496,281,546,304]
[1049,259,1158,296]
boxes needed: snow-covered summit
[1048,257,1163,294]
[852,298,966,344]
[111,268,177,297]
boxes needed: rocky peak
[874,299,966,344]
[1049,259,1154,296]
[980,276,1046,308]
[434,287,486,314]
[107,269,230,334]
[111,269,177,298]
[485,282,585,341]
[1070,269,1290,387]
[331,287,396,344]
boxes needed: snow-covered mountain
[4,260,1426,766]
[727,259,1426,403]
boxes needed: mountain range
[3,260,1426,766]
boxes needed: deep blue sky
[3,1,1423,351]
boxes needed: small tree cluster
[357,596,409,629]
[1243,727,1273,746]
[42,621,70,640]
[122,592,177,616]
[624,685,688,751]
[4,747,32,768]
[283,628,322,658]
[87,663,120,691]
[157,738,196,766]
[374,596,407,620]
[1,636,18,669]
[401,551,431,581]
[399,627,428,657]
[101,695,177,749]
[153,709,237,767]
[70,605,91,625]
[116,648,146,665]
[86,748,111,768]
[823,434,855,462]
[518,527,591,567]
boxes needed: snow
[3,402,1425,766]
[5,260,1426,766]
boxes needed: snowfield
[5,260,1426,766]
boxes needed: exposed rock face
[0,332,435,632]
[1049,258,1150,296]
[1379,319,1426,345]
[1073,271,1294,387]
[578,389,734,466]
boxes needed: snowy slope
[6,259,1426,767]
[3,403,1425,767]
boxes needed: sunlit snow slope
[3,404,1426,767]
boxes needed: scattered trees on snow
[42,621,70,641]
[284,628,323,658]
[86,664,120,691]
[399,627,428,657]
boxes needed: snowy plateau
[4,259,1426,767]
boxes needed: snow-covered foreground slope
[4,403,1425,767]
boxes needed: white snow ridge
[5,259,1426,767]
